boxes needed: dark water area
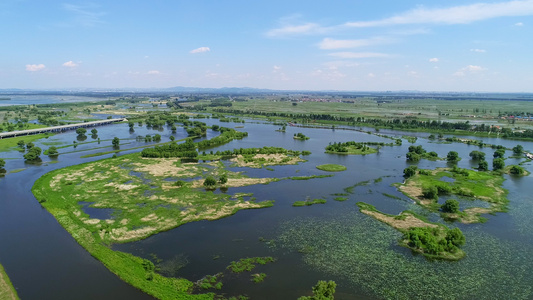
[1,107,533,299]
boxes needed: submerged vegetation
[356,202,466,260]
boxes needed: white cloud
[26,64,45,71]
[368,73,376,78]
[190,47,211,54]
[328,52,390,59]
[454,65,487,76]
[273,65,282,70]
[470,48,487,53]
[266,22,328,37]
[62,61,78,67]
[429,58,439,62]
[147,70,160,75]
[318,37,391,50]
[62,3,106,27]
[515,22,524,25]
[344,0,533,27]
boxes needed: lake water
[1,105,533,299]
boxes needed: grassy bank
[0,133,54,152]
[0,264,19,300]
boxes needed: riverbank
[0,264,19,300]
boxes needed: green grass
[0,264,20,300]
[397,167,509,223]
[293,199,327,207]
[0,133,54,152]
[316,164,347,172]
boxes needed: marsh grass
[278,214,533,300]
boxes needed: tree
[446,151,460,163]
[493,149,505,159]
[493,158,505,170]
[219,174,228,185]
[171,125,177,133]
[422,186,438,200]
[153,134,162,142]
[169,135,175,141]
[128,121,135,130]
[469,151,485,161]
[26,142,35,150]
[47,146,59,157]
[298,280,336,300]
[112,137,120,148]
[0,158,5,174]
[17,140,25,148]
[24,147,42,161]
[478,160,489,171]
[510,165,525,175]
[91,128,98,135]
[512,144,524,155]
[406,152,421,162]
[403,166,418,178]
[76,128,87,136]
[441,199,460,213]
[203,176,217,189]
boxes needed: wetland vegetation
[0,93,532,299]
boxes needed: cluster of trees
[405,145,439,162]
[404,226,465,255]
[0,158,5,174]
[203,174,228,189]
[441,199,460,213]
[196,127,248,150]
[293,132,309,140]
[298,280,336,300]
[203,146,303,158]
[326,141,391,153]
[141,139,197,158]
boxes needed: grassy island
[293,132,310,140]
[293,198,327,207]
[325,141,378,155]
[32,144,309,299]
[397,167,508,224]
[0,264,19,300]
[316,164,347,172]
[356,202,466,260]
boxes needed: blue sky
[1,0,533,92]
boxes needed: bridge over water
[0,118,126,139]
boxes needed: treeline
[213,108,472,131]
[141,139,197,158]
[140,127,248,158]
[197,127,247,149]
[204,146,303,157]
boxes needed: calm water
[1,108,533,299]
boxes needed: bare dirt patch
[133,159,198,177]
[362,210,438,231]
